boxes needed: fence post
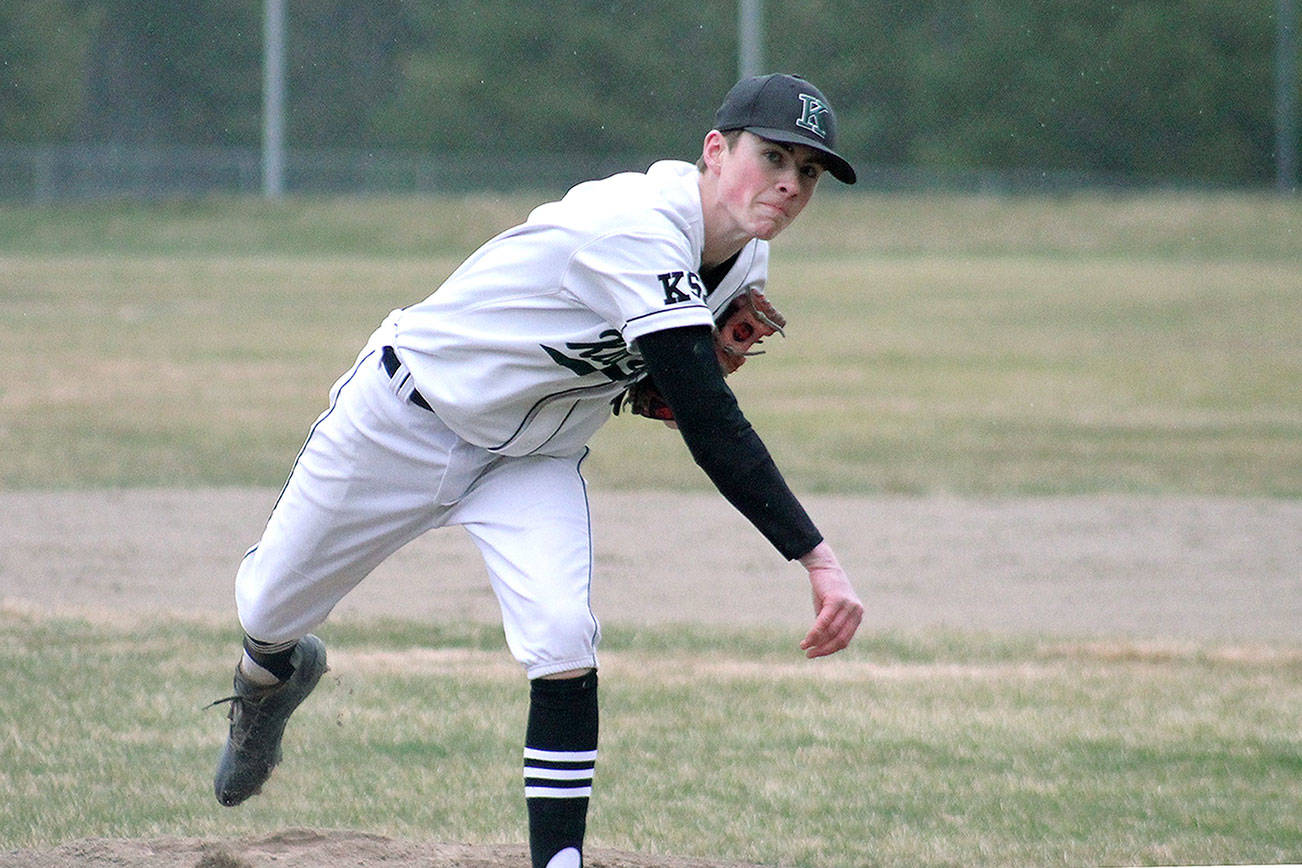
[1279,0,1298,193]
[263,0,286,198]
[738,0,764,80]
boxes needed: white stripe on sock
[524,765,593,781]
[525,785,593,799]
[522,748,598,763]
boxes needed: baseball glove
[617,288,786,424]
[712,286,787,374]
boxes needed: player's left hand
[797,542,863,658]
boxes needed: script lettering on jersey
[541,329,645,382]
[657,270,705,305]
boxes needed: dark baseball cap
[713,73,857,184]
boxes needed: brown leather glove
[619,288,786,423]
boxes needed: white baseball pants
[234,339,601,679]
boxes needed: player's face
[714,132,825,240]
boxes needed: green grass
[1,191,1299,494]
[0,615,1298,867]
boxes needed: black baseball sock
[524,671,598,868]
[241,634,297,683]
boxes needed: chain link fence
[1,143,1185,202]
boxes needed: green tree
[898,0,1277,181]
[286,0,413,147]
[0,0,97,141]
[371,0,735,157]
[73,0,262,144]
[0,0,1290,184]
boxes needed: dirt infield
[0,488,1298,866]
[2,488,1298,640]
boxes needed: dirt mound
[0,828,766,868]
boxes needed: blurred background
[1,0,1298,200]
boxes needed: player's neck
[701,237,749,271]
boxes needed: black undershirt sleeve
[634,325,823,561]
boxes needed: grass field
[0,192,1299,866]
[1,616,1299,867]
[0,191,1298,494]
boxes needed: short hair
[696,130,744,173]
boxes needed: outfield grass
[0,615,1297,867]
[0,191,1298,494]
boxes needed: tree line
[1,0,1295,184]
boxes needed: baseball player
[211,73,863,868]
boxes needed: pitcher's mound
[0,827,771,868]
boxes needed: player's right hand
[798,543,863,658]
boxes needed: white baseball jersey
[238,160,773,679]
[381,159,770,457]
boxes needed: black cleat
[211,634,327,807]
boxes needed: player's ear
[700,130,728,174]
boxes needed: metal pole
[263,0,286,198]
[739,0,763,80]
[1278,0,1298,193]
